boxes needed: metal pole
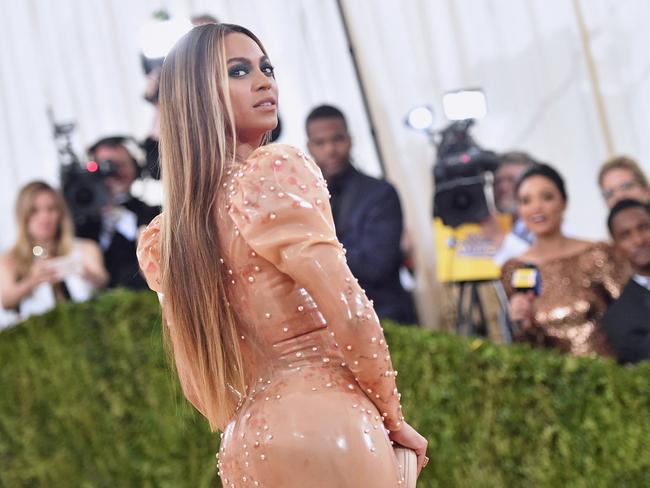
[572,0,615,157]
[335,0,387,174]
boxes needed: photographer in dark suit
[603,199,650,363]
[306,105,416,324]
[87,136,160,289]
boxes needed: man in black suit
[602,199,650,363]
[87,136,160,289]
[306,105,416,324]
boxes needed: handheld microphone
[510,264,541,296]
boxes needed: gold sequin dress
[501,242,628,357]
[137,145,406,487]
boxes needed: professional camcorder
[51,117,122,238]
[433,119,499,228]
[60,159,119,237]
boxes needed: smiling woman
[501,163,628,357]
[135,23,426,487]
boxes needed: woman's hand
[389,421,429,475]
[26,260,58,289]
[509,291,535,329]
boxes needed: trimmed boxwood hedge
[1,290,648,487]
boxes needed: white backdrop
[2,0,650,327]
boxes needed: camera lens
[452,191,472,211]
[74,186,94,206]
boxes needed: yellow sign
[434,215,512,282]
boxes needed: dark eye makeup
[228,58,275,78]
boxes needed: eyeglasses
[602,180,641,200]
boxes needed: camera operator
[87,136,160,289]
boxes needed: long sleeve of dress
[228,144,404,431]
[136,214,163,294]
[500,258,546,345]
[136,215,208,417]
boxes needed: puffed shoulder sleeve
[229,144,404,430]
[136,214,163,294]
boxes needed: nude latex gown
[137,145,408,487]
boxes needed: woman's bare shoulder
[0,251,17,277]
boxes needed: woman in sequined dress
[136,23,427,487]
[501,164,628,357]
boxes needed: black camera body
[60,160,119,239]
[433,120,499,228]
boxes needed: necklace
[32,245,46,257]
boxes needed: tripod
[453,280,512,342]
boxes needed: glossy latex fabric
[137,145,407,487]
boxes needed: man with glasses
[598,156,650,209]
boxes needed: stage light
[405,105,435,132]
[139,13,192,60]
[442,89,487,121]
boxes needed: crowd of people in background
[0,134,160,327]
[0,17,648,364]
[498,155,650,363]
[500,163,627,357]
[2,106,649,365]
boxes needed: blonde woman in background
[136,23,427,487]
[0,181,108,322]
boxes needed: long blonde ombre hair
[10,181,74,279]
[158,23,268,430]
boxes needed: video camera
[50,115,126,238]
[433,119,499,228]
[60,159,120,238]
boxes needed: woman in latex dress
[136,23,427,487]
[501,164,628,357]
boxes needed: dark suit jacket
[106,197,160,289]
[328,164,416,324]
[83,196,160,290]
[602,278,650,364]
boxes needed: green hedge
[1,290,648,487]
